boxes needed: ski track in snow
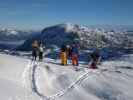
[24,60,101,100]
[47,70,100,100]
[22,60,47,100]
[31,61,48,100]
[22,60,33,88]
[26,61,105,100]
[23,59,133,100]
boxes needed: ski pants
[60,52,67,65]
[39,52,43,61]
[72,54,78,66]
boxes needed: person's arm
[97,56,101,65]
[59,51,62,59]
[43,45,45,49]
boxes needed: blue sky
[0,0,133,30]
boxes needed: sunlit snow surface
[0,53,133,100]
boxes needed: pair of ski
[73,65,99,72]
[78,65,133,79]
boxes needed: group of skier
[60,43,101,69]
[60,43,79,66]
[32,40,44,61]
[31,40,101,69]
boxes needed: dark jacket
[61,45,66,52]
[90,50,100,61]
[72,46,79,55]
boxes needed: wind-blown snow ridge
[28,60,133,100]
[28,60,101,100]
[47,70,94,100]
[30,61,48,100]
[23,56,133,100]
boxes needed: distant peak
[64,22,74,26]
[57,22,80,32]
[58,22,74,27]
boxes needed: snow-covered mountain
[0,28,38,41]
[0,28,40,50]
[18,23,133,51]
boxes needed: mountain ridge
[16,23,133,51]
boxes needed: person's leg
[32,51,34,60]
[74,54,78,66]
[63,52,67,65]
[90,61,98,69]
[35,51,37,61]
[74,55,77,66]
[72,54,77,66]
[76,56,79,66]
[90,61,94,69]
[72,54,75,65]
[39,52,41,61]
[41,52,43,60]
[72,55,78,71]
[32,55,34,61]
[61,52,64,65]
[33,53,35,61]
[64,53,67,65]
[35,55,36,61]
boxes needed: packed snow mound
[18,23,133,51]
[0,53,133,100]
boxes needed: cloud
[6,11,20,15]
[31,1,48,8]
[31,3,46,8]
[5,10,30,15]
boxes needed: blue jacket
[72,47,78,55]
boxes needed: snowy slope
[0,54,40,100]
[0,53,133,100]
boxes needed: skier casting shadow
[89,49,101,69]
[60,45,67,65]
[38,42,44,61]
[32,40,39,61]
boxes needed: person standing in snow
[66,45,72,64]
[32,40,39,61]
[71,43,79,67]
[60,45,67,65]
[38,43,44,61]
[90,48,101,69]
